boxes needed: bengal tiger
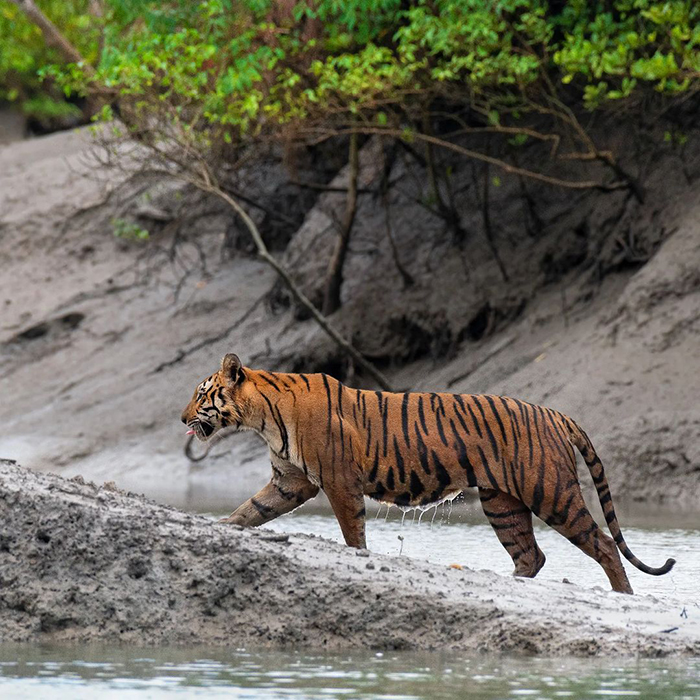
[181,354,675,594]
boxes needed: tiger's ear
[221,353,244,385]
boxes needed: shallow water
[1,646,699,699]
[1,503,698,698]
[256,504,700,600]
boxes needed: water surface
[255,502,699,600]
[1,646,699,699]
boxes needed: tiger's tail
[565,418,675,576]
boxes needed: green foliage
[0,0,100,121]
[3,0,700,136]
[554,1,700,107]
[111,217,150,240]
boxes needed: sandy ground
[0,459,697,656]
[0,125,699,514]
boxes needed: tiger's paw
[216,517,243,528]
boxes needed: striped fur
[181,354,675,594]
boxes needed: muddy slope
[0,459,697,655]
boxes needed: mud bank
[0,460,697,656]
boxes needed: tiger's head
[180,353,250,441]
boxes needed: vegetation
[4,0,700,383]
[0,0,100,124]
[5,2,699,129]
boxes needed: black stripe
[429,449,452,499]
[483,507,529,520]
[503,401,523,500]
[393,435,406,482]
[271,463,284,479]
[500,397,521,439]
[273,404,289,459]
[387,467,395,491]
[381,394,389,457]
[522,403,534,467]
[454,394,467,415]
[365,420,373,457]
[435,409,449,447]
[394,492,412,506]
[569,522,597,545]
[368,446,380,482]
[450,418,476,486]
[512,398,529,426]
[258,372,282,392]
[257,391,282,455]
[477,445,500,490]
[490,521,516,531]
[560,489,578,523]
[569,506,589,528]
[337,382,345,461]
[315,447,324,488]
[371,481,386,500]
[530,457,546,517]
[418,396,428,433]
[539,407,570,464]
[401,393,410,447]
[322,374,333,440]
[299,374,311,390]
[484,395,509,446]
[453,398,471,435]
[251,498,275,517]
[410,471,425,498]
[274,483,301,502]
[435,394,446,416]
[466,402,483,438]
[414,423,432,474]
[473,396,500,461]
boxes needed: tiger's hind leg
[479,488,546,578]
[537,489,633,594]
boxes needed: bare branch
[302,126,630,192]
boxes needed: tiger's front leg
[218,474,319,528]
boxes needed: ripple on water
[0,648,699,699]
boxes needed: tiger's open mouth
[187,420,214,441]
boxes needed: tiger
[181,354,675,594]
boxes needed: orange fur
[181,355,675,593]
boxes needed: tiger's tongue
[186,429,195,435]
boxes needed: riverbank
[0,460,697,656]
